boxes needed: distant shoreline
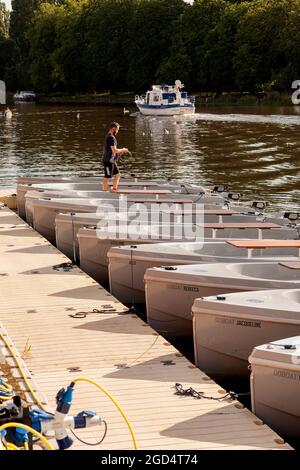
[7,91,297,107]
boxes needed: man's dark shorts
[103,162,120,178]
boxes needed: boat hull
[136,104,195,116]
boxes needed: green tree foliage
[0,2,13,83]
[2,0,300,93]
[126,0,186,90]
[0,2,9,38]
[233,0,293,91]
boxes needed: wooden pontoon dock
[0,199,292,450]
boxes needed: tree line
[1,0,300,94]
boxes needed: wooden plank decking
[0,202,292,450]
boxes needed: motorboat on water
[135,80,195,116]
[249,332,300,438]
[77,224,200,285]
[13,91,36,102]
[108,240,300,305]
[145,255,300,339]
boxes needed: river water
[1,103,300,211]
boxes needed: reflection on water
[1,104,300,210]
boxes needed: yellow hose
[5,443,20,451]
[0,331,138,450]
[0,423,54,450]
[23,441,29,451]
[73,377,138,450]
[0,331,50,413]
[0,382,13,393]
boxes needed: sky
[3,0,11,10]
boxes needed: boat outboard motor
[252,201,268,221]
[227,192,241,202]
[212,185,228,193]
[252,201,267,212]
[283,212,300,237]
[223,192,241,209]
[284,212,300,223]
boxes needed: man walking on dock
[101,122,128,192]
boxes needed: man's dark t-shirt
[103,133,117,163]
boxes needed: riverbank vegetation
[1,0,300,101]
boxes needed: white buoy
[123,107,130,115]
[164,129,170,135]
[77,113,80,119]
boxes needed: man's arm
[111,145,128,155]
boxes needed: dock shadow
[49,284,111,301]
[20,263,76,276]
[5,245,55,254]
[0,227,36,238]
[103,354,195,381]
[159,405,273,448]
[72,317,153,335]
[0,216,24,225]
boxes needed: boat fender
[252,201,267,211]
[284,212,300,221]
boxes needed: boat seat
[200,223,280,229]
[163,209,240,215]
[197,222,280,239]
[227,239,300,258]
[127,198,194,204]
[279,262,300,269]
[116,189,172,194]
[162,208,240,223]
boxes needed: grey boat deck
[0,202,292,450]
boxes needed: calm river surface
[1,103,300,210]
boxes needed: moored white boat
[145,255,300,338]
[30,193,217,245]
[78,225,199,285]
[13,90,36,102]
[17,177,196,219]
[193,284,300,381]
[249,333,300,438]
[108,240,300,305]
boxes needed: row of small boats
[16,175,300,440]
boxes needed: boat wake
[192,113,300,126]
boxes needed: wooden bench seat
[116,189,172,194]
[198,223,280,229]
[227,240,300,248]
[194,223,281,239]
[227,239,300,258]
[279,262,300,269]
[127,198,193,204]
[162,209,240,215]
